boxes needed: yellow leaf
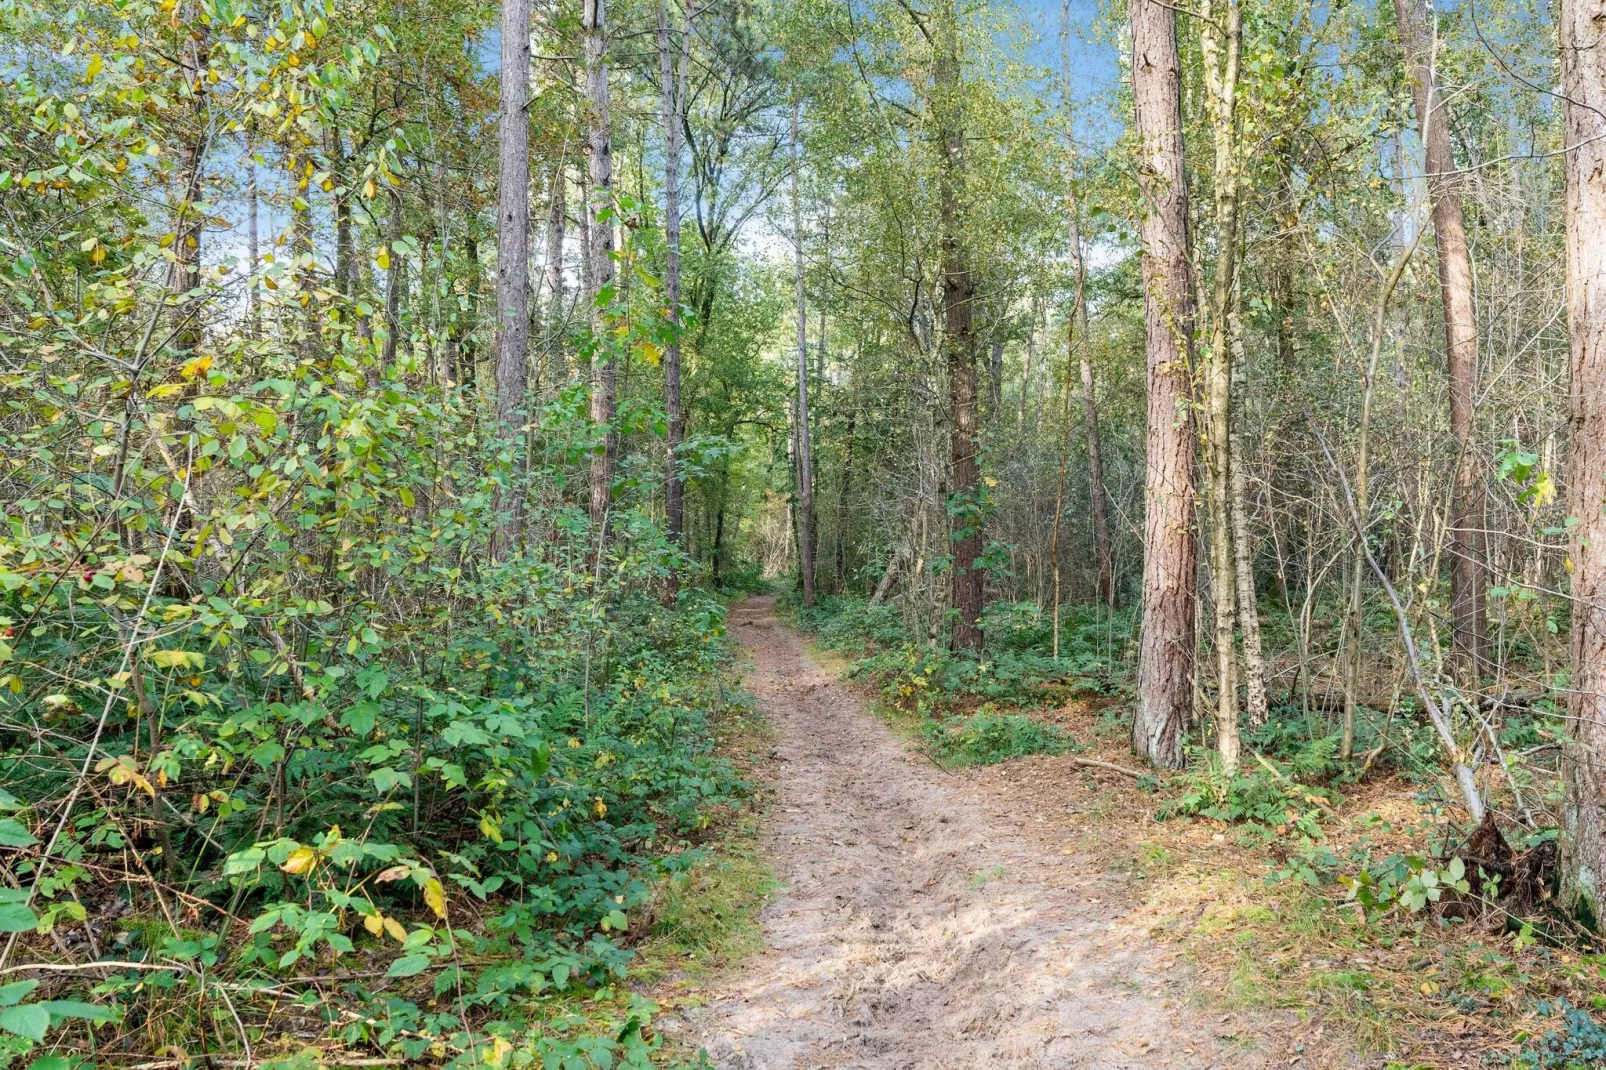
[374,864,411,882]
[383,917,407,943]
[86,53,103,79]
[180,354,212,378]
[363,911,384,937]
[478,814,503,844]
[363,178,377,199]
[280,847,318,875]
[80,235,98,252]
[423,877,446,919]
[375,247,390,270]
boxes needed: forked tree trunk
[583,0,617,533]
[1559,0,1606,927]
[935,0,982,652]
[493,0,531,556]
[1393,0,1484,677]
[790,101,816,607]
[1129,0,1196,769]
[659,0,687,581]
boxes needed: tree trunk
[1129,0,1196,769]
[659,0,687,581]
[1559,0,1606,927]
[1229,315,1268,729]
[494,0,531,556]
[584,0,617,533]
[1394,0,1484,678]
[936,0,982,653]
[790,100,817,607]
[1201,0,1242,772]
[246,152,259,341]
[837,405,856,593]
[1062,0,1114,614]
[542,162,568,370]
[383,180,404,371]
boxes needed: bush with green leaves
[923,709,1081,767]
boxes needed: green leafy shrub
[923,709,1081,767]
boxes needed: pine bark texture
[1129,0,1196,769]
[1560,0,1606,926]
[1394,0,1485,675]
[542,163,567,367]
[584,0,617,532]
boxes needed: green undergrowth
[923,708,1081,766]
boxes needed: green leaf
[0,819,38,848]
[40,1000,112,1022]
[0,902,39,933]
[0,1004,50,1041]
[0,981,38,1008]
[29,1056,72,1070]
[387,954,430,978]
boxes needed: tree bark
[1129,0,1196,769]
[1229,314,1268,729]
[383,179,404,372]
[494,0,531,556]
[790,100,816,607]
[246,152,259,341]
[584,0,617,533]
[1393,0,1484,678]
[659,0,687,580]
[1201,0,1242,772]
[1559,0,1606,927]
[542,162,567,371]
[1063,0,1115,614]
[936,0,982,652]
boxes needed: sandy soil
[679,597,1271,1069]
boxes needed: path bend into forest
[679,597,1269,1070]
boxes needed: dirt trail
[680,597,1264,1069]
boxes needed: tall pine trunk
[1559,0,1606,927]
[790,101,817,606]
[936,0,981,652]
[583,0,617,533]
[493,0,531,556]
[1129,0,1195,768]
[1394,0,1484,677]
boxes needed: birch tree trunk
[790,100,816,607]
[583,0,617,533]
[1130,0,1196,768]
[1393,0,1485,677]
[1559,0,1606,926]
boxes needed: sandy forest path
[680,597,1266,1069]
